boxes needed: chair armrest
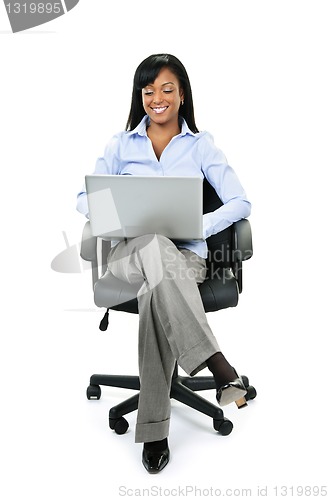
[232,219,253,262]
[231,219,253,294]
[80,222,114,290]
[80,221,99,288]
[80,221,97,262]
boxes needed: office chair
[81,179,256,437]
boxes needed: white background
[1,1,328,499]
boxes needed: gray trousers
[107,234,220,443]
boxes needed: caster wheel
[242,375,249,387]
[246,385,257,401]
[213,418,233,436]
[109,417,129,435]
[87,385,101,400]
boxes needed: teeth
[153,107,167,114]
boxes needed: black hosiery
[206,352,237,390]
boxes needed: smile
[151,107,168,114]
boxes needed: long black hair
[126,54,199,133]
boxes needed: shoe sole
[218,386,247,407]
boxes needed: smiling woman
[76,53,251,474]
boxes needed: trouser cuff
[179,336,219,377]
[135,418,170,443]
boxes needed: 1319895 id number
[5,3,62,14]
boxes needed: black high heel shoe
[216,370,247,408]
[142,446,170,474]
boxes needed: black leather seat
[81,179,256,436]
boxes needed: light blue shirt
[77,116,251,259]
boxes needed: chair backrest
[203,179,234,271]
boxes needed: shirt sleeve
[76,134,121,218]
[200,133,251,239]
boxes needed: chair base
[87,366,257,436]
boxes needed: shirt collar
[126,115,197,137]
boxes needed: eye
[163,90,173,94]
[143,90,154,96]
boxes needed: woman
[77,54,251,473]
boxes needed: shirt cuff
[203,213,213,240]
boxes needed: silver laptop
[85,174,203,240]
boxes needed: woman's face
[142,67,184,127]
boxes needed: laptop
[85,174,203,240]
